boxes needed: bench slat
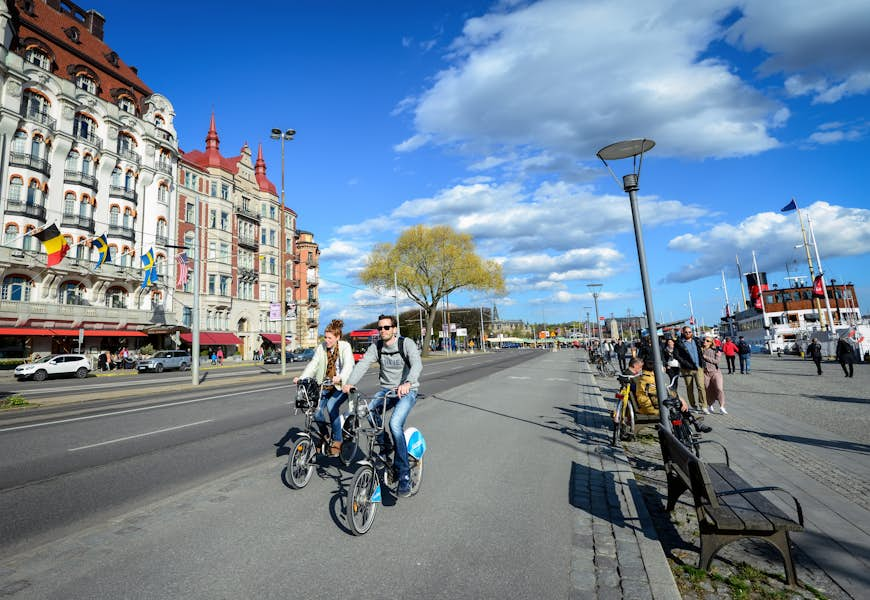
[707,464,801,531]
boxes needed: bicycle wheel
[408,456,423,496]
[604,362,617,377]
[672,419,700,457]
[347,465,379,535]
[611,400,624,446]
[339,417,359,467]
[285,436,315,489]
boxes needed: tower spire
[255,143,266,176]
[205,111,219,151]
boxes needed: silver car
[15,354,92,381]
[137,350,191,373]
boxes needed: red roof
[17,2,153,104]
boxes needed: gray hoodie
[347,336,422,390]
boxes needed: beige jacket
[300,340,355,384]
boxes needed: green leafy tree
[359,225,505,356]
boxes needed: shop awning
[260,333,282,344]
[180,332,243,345]
[0,327,147,337]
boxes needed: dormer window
[24,47,51,70]
[76,74,96,94]
[154,115,165,128]
[118,96,135,114]
[105,51,119,67]
[64,27,81,43]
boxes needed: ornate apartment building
[0,0,319,359]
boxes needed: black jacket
[673,336,704,370]
[836,339,855,363]
[807,342,822,360]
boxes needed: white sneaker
[719,407,728,414]
[702,407,711,414]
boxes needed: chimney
[85,10,105,40]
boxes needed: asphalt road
[0,350,542,558]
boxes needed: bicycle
[594,354,618,377]
[284,378,360,489]
[344,388,425,535]
[659,375,702,457]
[611,371,640,445]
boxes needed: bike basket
[348,394,369,418]
[295,379,319,409]
[404,427,426,460]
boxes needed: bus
[347,329,379,362]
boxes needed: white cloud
[394,133,431,152]
[726,0,870,104]
[404,0,781,162]
[665,201,870,282]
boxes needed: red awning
[180,332,243,345]
[260,333,282,344]
[0,327,147,337]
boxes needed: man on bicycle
[626,357,711,433]
[343,314,422,498]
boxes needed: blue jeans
[739,354,751,373]
[315,388,347,441]
[368,388,418,480]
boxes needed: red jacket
[722,340,738,356]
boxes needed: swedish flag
[141,248,158,288]
[92,234,111,268]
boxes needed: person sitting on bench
[627,357,711,433]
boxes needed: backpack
[738,341,751,354]
[376,336,411,369]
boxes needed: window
[79,196,90,217]
[30,135,44,159]
[122,208,132,228]
[82,155,92,176]
[118,96,135,114]
[185,202,194,222]
[12,131,26,154]
[22,90,50,120]
[112,167,121,187]
[269,230,276,246]
[208,275,216,295]
[59,281,86,305]
[270,206,276,220]
[4,224,19,246]
[155,114,165,128]
[118,132,135,154]
[124,170,134,190]
[23,227,35,251]
[221,184,229,200]
[75,73,96,94]
[26,180,42,206]
[210,181,217,197]
[156,254,167,277]
[208,242,216,260]
[156,218,168,239]
[8,176,22,202]
[269,257,276,275]
[64,192,76,215]
[2,276,33,301]
[182,306,192,327]
[220,211,228,230]
[157,184,168,204]
[220,243,229,264]
[219,275,230,296]
[120,246,129,268]
[25,47,51,69]
[209,209,217,228]
[73,113,96,139]
[261,229,267,244]
[109,206,120,226]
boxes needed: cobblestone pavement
[596,354,868,599]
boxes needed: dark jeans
[738,353,751,373]
[368,388,419,480]
[840,359,854,377]
[812,357,822,375]
[725,355,736,373]
[617,354,627,371]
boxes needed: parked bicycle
[284,378,360,489]
[593,353,618,377]
[344,388,425,535]
[611,371,641,445]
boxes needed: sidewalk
[568,351,679,599]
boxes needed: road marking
[68,419,214,452]
[546,377,572,382]
[0,384,291,433]
[508,376,531,380]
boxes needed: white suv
[15,354,92,381]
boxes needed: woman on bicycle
[294,319,355,456]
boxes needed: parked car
[137,350,191,373]
[263,351,293,364]
[15,354,92,381]
[289,348,315,362]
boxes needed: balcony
[239,267,258,283]
[238,235,259,251]
[20,106,57,131]
[156,160,173,175]
[109,186,138,204]
[61,213,95,233]
[117,147,141,166]
[155,234,169,247]
[108,224,135,241]
[307,257,319,267]
[63,170,98,191]
[5,198,46,221]
[235,206,260,223]
[307,274,318,286]
[73,128,102,150]
[9,152,51,176]
[0,299,160,328]
[306,318,318,328]
[307,298,319,307]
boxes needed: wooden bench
[657,426,805,585]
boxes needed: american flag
[176,252,190,286]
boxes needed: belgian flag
[34,224,70,267]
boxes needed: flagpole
[735,255,748,309]
[791,202,826,329]
[751,250,769,335]
[721,270,733,337]
[806,212,836,335]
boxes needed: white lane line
[0,383,291,433]
[68,419,214,452]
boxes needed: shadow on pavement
[731,427,870,456]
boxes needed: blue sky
[96,0,869,331]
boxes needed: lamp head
[270,128,281,139]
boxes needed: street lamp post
[587,284,602,342]
[597,139,669,429]
[271,127,296,376]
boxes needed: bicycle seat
[616,373,639,385]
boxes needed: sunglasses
[377,325,393,331]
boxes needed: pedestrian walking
[662,338,681,383]
[702,336,726,413]
[673,326,709,413]
[722,337,738,374]
[836,336,856,378]
[615,339,628,371]
[217,348,224,366]
[737,336,752,374]
[807,337,823,375]
[210,350,217,365]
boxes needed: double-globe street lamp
[271,128,296,376]
[587,283,603,342]
[596,139,669,430]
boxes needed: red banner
[812,275,825,298]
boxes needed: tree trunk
[421,305,438,357]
